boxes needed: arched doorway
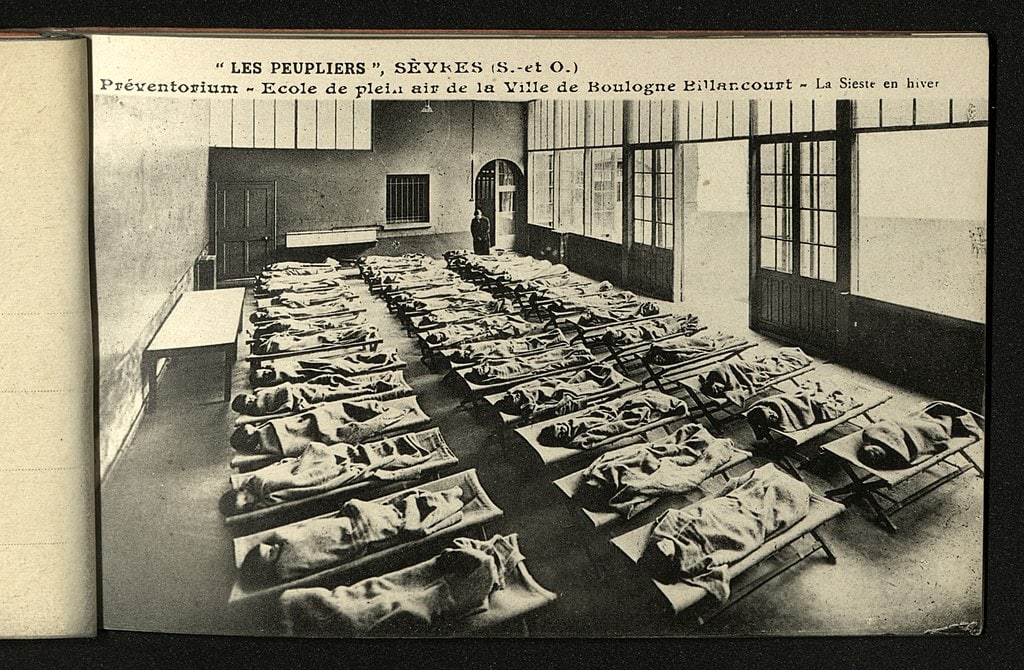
[475,159,525,248]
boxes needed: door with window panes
[625,145,676,301]
[750,137,842,352]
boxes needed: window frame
[384,173,430,226]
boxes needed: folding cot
[250,299,368,325]
[451,345,599,408]
[552,439,752,529]
[437,330,570,373]
[667,347,818,430]
[482,363,640,438]
[254,287,360,312]
[277,533,557,637]
[610,487,844,624]
[245,327,383,367]
[822,402,984,531]
[512,390,692,468]
[639,335,756,406]
[602,316,707,377]
[220,427,459,530]
[254,275,360,299]
[248,349,407,388]
[231,370,416,426]
[229,394,432,472]
[227,469,503,603]
[748,374,893,480]
[414,316,547,368]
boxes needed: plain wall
[94,95,212,475]
[208,100,527,251]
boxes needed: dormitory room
[94,97,987,637]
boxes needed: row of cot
[367,249,985,623]
[215,257,556,636]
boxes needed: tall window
[633,147,674,249]
[588,148,622,242]
[530,151,554,226]
[855,127,986,322]
[385,174,429,224]
[556,150,585,234]
[758,140,836,280]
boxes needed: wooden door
[214,181,277,281]
[749,138,842,353]
[623,145,676,301]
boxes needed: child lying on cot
[232,370,410,416]
[638,463,811,601]
[447,330,567,366]
[494,364,623,420]
[603,313,703,349]
[250,350,403,387]
[229,431,442,512]
[575,424,740,519]
[257,268,355,291]
[252,313,364,340]
[410,299,512,330]
[252,324,378,356]
[262,258,343,275]
[266,287,358,309]
[643,332,749,367]
[537,390,688,450]
[463,346,595,386]
[405,292,495,314]
[280,534,530,636]
[251,297,363,323]
[258,275,354,296]
[697,348,812,405]
[744,379,860,441]
[856,402,983,470]
[239,486,466,588]
[230,398,419,456]
[577,301,660,328]
[422,315,539,347]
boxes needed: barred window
[386,174,430,224]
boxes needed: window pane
[800,208,817,243]
[820,211,836,246]
[760,176,776,206]
[778,238,793,273]
[760,143,776,172]
[819,141,836,173]
[760,239,776,270]
[800,175,815,209]
[760,206,777,237]
[818,176,836,210]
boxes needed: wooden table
[143,288,246,407]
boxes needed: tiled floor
[100,264,984,637]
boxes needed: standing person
[470,208,492,255]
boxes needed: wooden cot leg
[809,529,838,563]
[960,449,985,477]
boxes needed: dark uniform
[471,214,492,255]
